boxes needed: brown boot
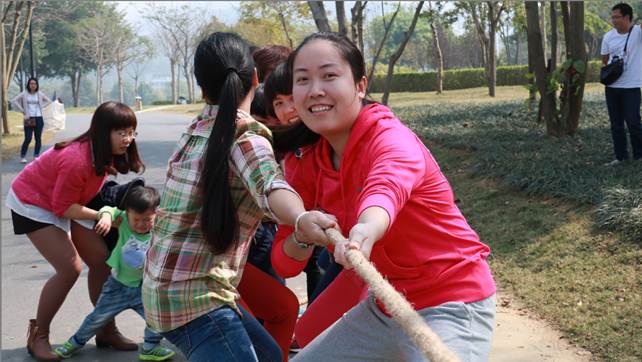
[95,320,137,351]
[26,319,60,361]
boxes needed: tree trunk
[117,66,124,104]
[525,1,557,129]
[1,1,35,134]
[366,3,400,84]
[277,12,293,48]
[558,1,585,136]
[539,1,547,61]
[428,3,444,94]
[183,65,191,103]
[382,2,424,105]
[70,70,78,107]
[350,1,361,44]
[96,62,103,105]
[170,58,176,104]
[336,1,348,36]
[308,1,331,32]
[550,1,558,70]
[488,3,497,97]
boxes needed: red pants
[294,269,368,347]
[238,263,299,361]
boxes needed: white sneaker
[20,158,28,164]
[604,159,622,166]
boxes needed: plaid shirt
[142,105,295,332]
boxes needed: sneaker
[20,158,27,164]
[54,339,83,359]
[604,159,623,166]
[139,346,176,361]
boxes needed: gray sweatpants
[292,294,496,362]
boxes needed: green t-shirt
[99,206,151,288]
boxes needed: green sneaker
[139,345,176,361]
[54,340,82,359]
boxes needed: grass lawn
[1,111,55,161]
[382,83,640,361]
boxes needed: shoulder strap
[623,25,634,53]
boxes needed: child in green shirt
[55,185,175,361]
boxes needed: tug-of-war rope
[325,228,460,362]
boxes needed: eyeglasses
[116,130,138,140]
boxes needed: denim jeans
[72,276,162,347]
[21,116,44,158]
[161,304,281,362]
[605,87,642,160]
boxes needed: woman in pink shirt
[5,101,144,361]
[272,33,497,361]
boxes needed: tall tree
[557,1,586,136]
[114,31,154,104]
[366,2,401,84]
[145,4,210,103]
[308,1,331,32]
[37,1,95,106]
[336,1,348,36]
[427,2,444,93]
[76,5,121,105]
[239,1,311,48]
[350,1,367,51]
[381,1,424,105]
[525,0,586,137]
[526,1,556,127]
[1,1,35,134]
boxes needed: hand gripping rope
[324,228,460,362]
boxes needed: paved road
[1,109,590,362]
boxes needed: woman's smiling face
[292,39,366,139]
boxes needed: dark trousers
[21,116,44,158]
[605,87,642,160]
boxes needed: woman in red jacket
[273,32,497,361]
[5,102,144,361]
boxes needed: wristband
[292,231,312,249]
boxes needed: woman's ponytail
[195,33,254,254]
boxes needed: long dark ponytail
[195,32,254,254]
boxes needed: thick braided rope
[325,228,460,362]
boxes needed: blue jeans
[72,276,162,347]
[21,116,44,158]
[605,87,642,160]
[161,304,281,362]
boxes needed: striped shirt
[142,104,296,332]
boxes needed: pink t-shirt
[11,140,107,217]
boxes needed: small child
[54,185,175,361]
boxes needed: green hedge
[368,60,601,92]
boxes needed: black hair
[250,83,268,119]
[264,62,292,119]
[273,32,371,154]
[123,186,160,213]
[27,77,39,92]
[194,32,254,254]
[612,3,634,21]
[54,101,144,176]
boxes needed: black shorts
[11,210,53,235]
